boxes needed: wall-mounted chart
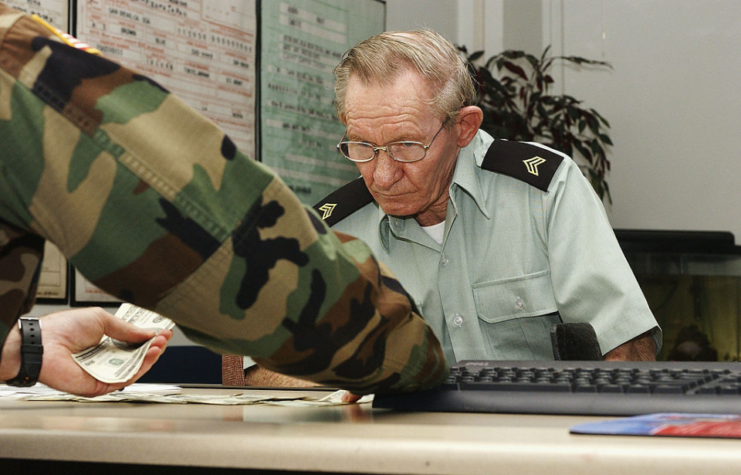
[259,0,385,206]
[76,0,257,156]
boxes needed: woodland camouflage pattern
[0,3,448,394]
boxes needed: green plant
[460,45,614,203]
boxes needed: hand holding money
[73,304,175,384]
[0,307,171,398]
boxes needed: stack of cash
[73,304,175,383]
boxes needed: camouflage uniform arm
[0,221,44,346]
[0,4,448,394]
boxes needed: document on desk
[72,304,175,384]
[570,413,741,439]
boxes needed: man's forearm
[244,366,318,388]
[604,331,657,361]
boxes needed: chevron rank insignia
[481,140,564,192]
[318,203,337,220]
[523,156,547,176]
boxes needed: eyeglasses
[337,122,447,163]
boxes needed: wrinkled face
[342,70,460,222]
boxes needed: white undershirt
[422,221,445,245]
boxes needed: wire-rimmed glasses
[337,122,447,163]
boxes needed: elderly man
[313,29,661,365]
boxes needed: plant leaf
[502,61,528,81]
[598,133,613,146]
[469,50,485,62]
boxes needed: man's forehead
[345,73,433,119]
[347,69,431,96]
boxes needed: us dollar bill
[72,304,175,384]
[23,390,374,406]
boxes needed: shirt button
[515,297,525,309]
[440,254,449,267]
[453,314,463,327]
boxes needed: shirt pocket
[472,270,558,324]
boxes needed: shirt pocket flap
[472,270,558,324]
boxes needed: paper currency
[72,304,175,384]
[20,389,374,406]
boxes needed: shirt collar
[449,130,492,219]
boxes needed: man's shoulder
[479,139,565,192]
[312,177,374,227]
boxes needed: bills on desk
[72,303,175,384]
[16,388,374,406]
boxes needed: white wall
[384,0,460,38]
[389,0,741,242]
[553,0,741,240]
[385,0,505,63]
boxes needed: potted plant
[459,46,613,203]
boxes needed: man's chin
[374,194,418,218]
[379,204,416,219]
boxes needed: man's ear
[455,106,484,148]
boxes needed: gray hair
[333,29,475,125]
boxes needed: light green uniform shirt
[332,130,661,363]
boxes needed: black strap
[5,317,43,387]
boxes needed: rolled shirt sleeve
[541,145,662,354]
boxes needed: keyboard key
[719,385,740,395]
[652,385,684,395]
[626,385,650,394]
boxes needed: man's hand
[604,330,656,361]
[1,307,172,397]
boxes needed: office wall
[384,0,459,38]
[552,1,741,241]
[390,0,741,242]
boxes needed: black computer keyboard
[372,360,741,416]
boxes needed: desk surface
[1,386,740,475]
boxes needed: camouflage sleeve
[0,221,44,345]
[0,4,448,394]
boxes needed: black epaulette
[481,140,564,192]
[313,177,374,226]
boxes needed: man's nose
[372,149,402,188]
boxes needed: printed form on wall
[76,0,257,156]
[3,0,67,28]
[260,0,385,206]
